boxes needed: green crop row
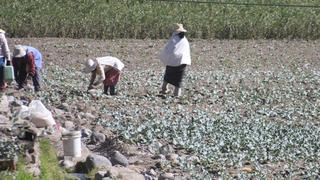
[1,0,320,39]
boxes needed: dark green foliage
[1,0,320,39]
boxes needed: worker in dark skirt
[159,23,191,96]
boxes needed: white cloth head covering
[82,59,97,73]
[96,56,124,71]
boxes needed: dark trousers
[16,68,41,91]
[0,66,4,89]
[104,85,116,95]
[0,57,5,89]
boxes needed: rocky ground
[0,38,319,179]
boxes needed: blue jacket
[23,46,43,69]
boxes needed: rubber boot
[174,87,181,97]
[104,86,109,95]
[110,86,117,95]
[160,81,169,94]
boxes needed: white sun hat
[0,29,5,33]
[174,23,187,33]
[13,45,27,58]
[82,59,97,73]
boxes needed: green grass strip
[39,139,66,180]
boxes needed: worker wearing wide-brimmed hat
[159,23,191,97]
[83,56,124,95]
[0,29,11,91]
[12,45,43,91]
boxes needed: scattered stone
[64,121,75,130]
[102,177,112,180]
[104,166,145,180]
[174,176,186,180]
[148,168,157,176]
[81,128,92,138]
[159,173,175,180]
[0,114,9,124]
[153,154,166,160]
[0,95,9,113]
[67,173,89,180]
[129,158,144,165]
[25,149,37,164]
[54,108,65,117]
[241,166,255,173]
[7,96,15,104]
[144,174,153,180]
[166,153,179,164]
[88,89,99,97]
[159,144,174,155]
[62,159,76,169]
[185,155,200,163]
[84,112,96,120]
[91,132,106,143]
[77,118,87,126]
[26,166,41,177]
[11,100,23,107]
[155,161,166,169]
[85,154,112,172]
[59,103,70,112]
[93,125,113,138]
[94,171,107,180]
[76,103,86,111]
[110,151,129,167]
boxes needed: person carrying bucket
[159,23,191,97]
[82,56,124,95]
[0,29,11,91]
[12,45,43,92]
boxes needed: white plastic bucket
[62,131,81,157]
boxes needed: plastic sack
[17,105,31,119]
[29,100,56,128]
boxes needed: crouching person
[12,45,43,92]
[83,56,124,95]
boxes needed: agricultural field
[1,0,320,178]
[5,37,320,179]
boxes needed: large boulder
[110,151,129,167]
[104,166,145,180]
[91,132,106,143]
[85,154,112,172]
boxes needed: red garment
[26,52,36,76]
[103,68,120,86]
[12,52,36,76]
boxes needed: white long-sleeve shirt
[0,33,10,60]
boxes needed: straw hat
[82,59,97,73]
[174,23,187,33]
[0,29,5,33]
[13,45,27,58]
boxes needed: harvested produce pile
[5,38,320,179]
